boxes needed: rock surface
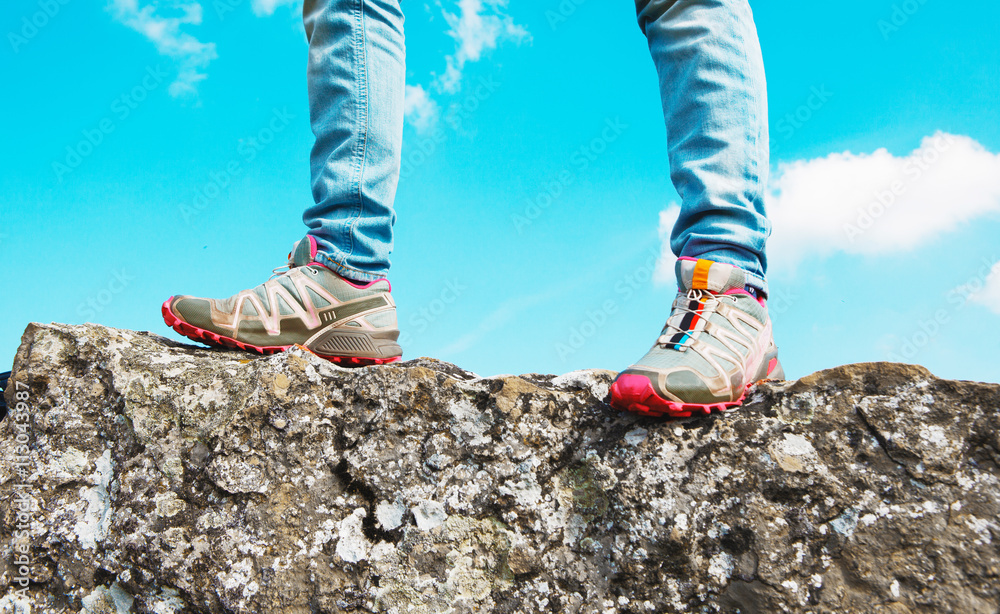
[1,322,999,614]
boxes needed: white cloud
[107,0,217,98]
[250,0,299,16]
[108,0,524,121]
[766,132,1000,267]
[653,204,680,285]
[404,0,527,131]
[435,0,529,94]
[970,262,1000,315]
[404,84,439,134]
[655,132,1000,279]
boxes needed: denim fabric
[302,0,771,293]
[637,0,771,295]
[302,0,405,282]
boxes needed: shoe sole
[161,297,400,367]
[610,357,784,419]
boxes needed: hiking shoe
[162,236,402,365]
[610,258,783,418]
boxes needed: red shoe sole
[609,374,746,418]
[161,297,400,367]
[610,358,781,419]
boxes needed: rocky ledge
[1,323,999,614]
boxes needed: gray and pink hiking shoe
[610,258,784,418]
[162,237,402,366]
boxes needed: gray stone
[1,322,998,613]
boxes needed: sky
[2,0,999,384]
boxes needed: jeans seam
[344,0,370,266]
[736,0,769,276]
[730,1,765,280]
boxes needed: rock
[1,322,998,614]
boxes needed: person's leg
[303,0,405,283]
[611,0,781,416]
[162,0,405,364]
[638,0,770,295]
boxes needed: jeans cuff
[314,251,387,283]
[681,249,768,297]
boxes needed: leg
[303,0,405,282]
[162,0,405,363]
[611,0,782,416]
[638,0,770,295]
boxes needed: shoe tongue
[675,258,747,294]
[288,236,319,268]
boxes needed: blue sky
[2,0,999,383]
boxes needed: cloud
[250,0,299,16]
[655,132,1000,279]
[436,0,529,94]
[404,85,440,134]
[404,0,527,131]
[653,204,681,285]
[107,0,217,98]
[766,132,1000,267]
[108,0,523,121]
[969,262,1000,315]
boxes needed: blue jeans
[637,0,770,294]
[303,0,770,293]
[302,0,405,283]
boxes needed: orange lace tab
[692,259,713,290]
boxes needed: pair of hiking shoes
[163,238,783,417]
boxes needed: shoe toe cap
[661,369,728,405]
[170,296,215,328]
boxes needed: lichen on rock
[1,323,998,613]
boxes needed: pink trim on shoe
[161,297,398,367]
[307,235,318,259]
[305,261,393,292]
[336,274,392,292]
[722,286,767,306]
[609,374,747,418]
[609,354,782,418]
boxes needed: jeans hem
[315,251,387,283]
[680,249,768,297]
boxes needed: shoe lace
[657,289,737,347]
[269,264,291,280]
